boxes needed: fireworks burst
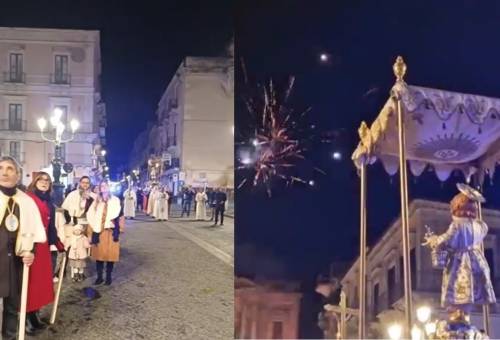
[237,63,326,197]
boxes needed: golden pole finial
[393,56,407,81]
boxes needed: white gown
[124,190,137,218]
[147,189,158,217]
[154,193,169,220]
[195,192,208,220]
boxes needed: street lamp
[387,324,402,340]
[101,149,107,157]
[38,108,79,205]
[416,306,432,324]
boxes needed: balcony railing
[0,119,27,131]
[3,72,25,84]
[50,73,71,85]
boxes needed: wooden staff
[50,252,67,324]
[18,263,30,340]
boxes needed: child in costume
[68,225,91,282]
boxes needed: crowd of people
[0,156,124,339]
[0,153,229,339]
[124,184,229,226]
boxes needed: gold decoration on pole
[393,56,407,82]
[324,291,359,339]
[393,56,413,337]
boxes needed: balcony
[50,73,71,85]
[3,72,25,84]
[0,119,27,131]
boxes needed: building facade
[235,277,302,339]
[130,55,234,195]
[340,199,500,338]
[0,27,106,186]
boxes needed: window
[9,141,21,162]
[8,53,23,82]
[373,283,380,316]
[8,104,22,130]
[54,55,69,84]
[173,123,177,146]
[272,321,283,339]
[387,265,397,305]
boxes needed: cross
[324,291,359,339]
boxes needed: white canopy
[352,82,500,182]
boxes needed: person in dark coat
[213,187,227,226]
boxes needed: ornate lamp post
[37,108,79,206]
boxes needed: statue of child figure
[68,225,91,282]
[423,183,496,325]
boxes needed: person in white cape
[0,156,46,339]
[123,188,137,219]
[146,185,158,217]
[87,181,124,286]
[61,176,96,230]
[195,189,208,221]
[154,188,169,221]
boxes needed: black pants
[214,206,225,225]
[2,295,18,340]
[96,261,114,277]
[181,201,192,217]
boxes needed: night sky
[0,0,233,176]
[235,1,500,337]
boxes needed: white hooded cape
[86,196,121,233]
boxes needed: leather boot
[94,261,104,285]
[25,312,41,335]
[105,262,114,285]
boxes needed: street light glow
[416,306,431,323]
[101,150,107,156]
[37,118,47,131]
[70,119,80,132]
[309,180,315,186]
[53,107,63,120]
[241,157,252,165]
[320,53,329,62]
[387,324,402,340]
[252,139,259,146]
[411,325,422,340]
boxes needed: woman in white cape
[87,181,124,285]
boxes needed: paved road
[31,212,234,340]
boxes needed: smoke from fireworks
[237,62,326,197]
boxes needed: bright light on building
[387,324,402,340]
[320,53,329,62]
[333,151,342,160]
[309,180,315,186]
[416,306,431,323]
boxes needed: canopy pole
[473,176,491,335]
[393,56,413,336]
[358,163,367,339]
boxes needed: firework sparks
[237,69,325,197]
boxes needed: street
[31,210,234,340]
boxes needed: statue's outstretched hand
[422,234,439,248]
